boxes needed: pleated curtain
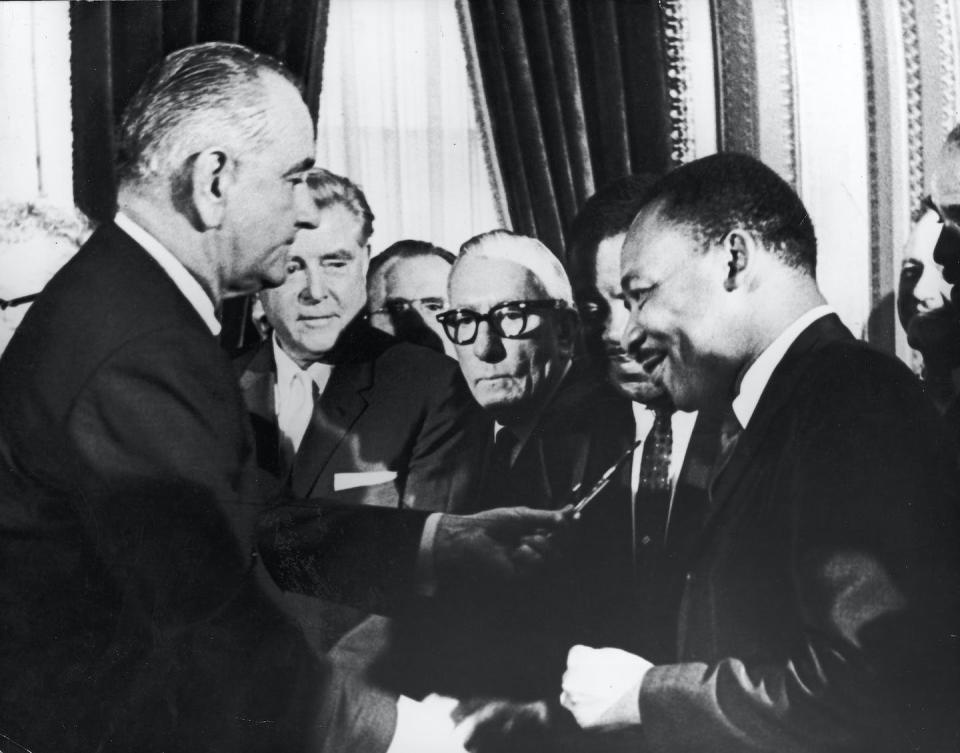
[461,0,673,261]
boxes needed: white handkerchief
[333,470,398,491]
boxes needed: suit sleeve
[66,327,332,751]
[638,352,960,752]
[397,359,487,513]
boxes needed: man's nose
[472,320,505,362]
[604,304,629,346]
[620,306,645,355]
[300,267,329,303]
[294,182,321,228]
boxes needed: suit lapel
[697,314,853,548]
[289,358,373,498]
[237,342,281,477]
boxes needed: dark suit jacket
[235,326,486,649]
[236,323,485,511]
[0,224,429,753]
[639,314,960,753]
[366,364,634,700]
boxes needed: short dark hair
[643,152,817,275]
[368,239,455,281]
[304,168,375,245]
[566,173,661,293]
[116,42,298,188]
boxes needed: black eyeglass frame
[436,299,569,345]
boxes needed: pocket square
[333,470,398,491]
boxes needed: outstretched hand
[434,505,576,590]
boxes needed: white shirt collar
[114,212,221,336]
[271,334,332,392]
[731,305,835,429]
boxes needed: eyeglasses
[369,297,448,319]
[436,299,568,345]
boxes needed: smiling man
[560,153,960,753]
[236,168,487,647]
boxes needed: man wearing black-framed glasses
[394,229,633,703]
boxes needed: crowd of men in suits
[1,41,959,753]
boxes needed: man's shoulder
[541,362,633,433]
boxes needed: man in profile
[566,174,718,662]
[0,42,566,753]
[561,153,960,753]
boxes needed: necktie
[635,409,674,553]
[479,427,518,508]
[711,403,742,486]
[280,370,316,469]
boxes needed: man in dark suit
[566,174,720,663]
[236,167,487,650]
[382,229,632,702]
[561,153,960,752]
[0,42,567,753]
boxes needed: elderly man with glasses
[374,230,633,708]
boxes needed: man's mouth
[637,351,666,375]
[299,313,337,325]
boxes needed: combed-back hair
[304,168,375,245]
[644,152,817,275]
[457,229,573,304]
[368,239,455,280]
[566,172,661,291]
[116,42,298,188]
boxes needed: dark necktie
[635,409,674,553]
[711,403,742,487]
[479,427,518,509]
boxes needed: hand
[560,645,651,731]
[453,698,577,753]
[434,506,573,590]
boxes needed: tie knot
[720,404,742,446]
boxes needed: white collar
[271,334,332,390]
[731,305,834,429]
[114,212,221,336]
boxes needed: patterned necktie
[635,409,674,552]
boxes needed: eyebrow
[283,158,315,177]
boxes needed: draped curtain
[461,0,672,261]
[69,0,330,350]
[316,0,504,255]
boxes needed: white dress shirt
[114,212,221,336]
[271,336,332,461]
[629,404,698,556]
[562,304,837,730]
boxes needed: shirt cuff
[414,512,443,597]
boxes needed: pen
[572,439,643,516]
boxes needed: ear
[721,229,752,291]
[191,148,236,230]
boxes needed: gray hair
[115,42,298,189]
[456,229,574,304]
